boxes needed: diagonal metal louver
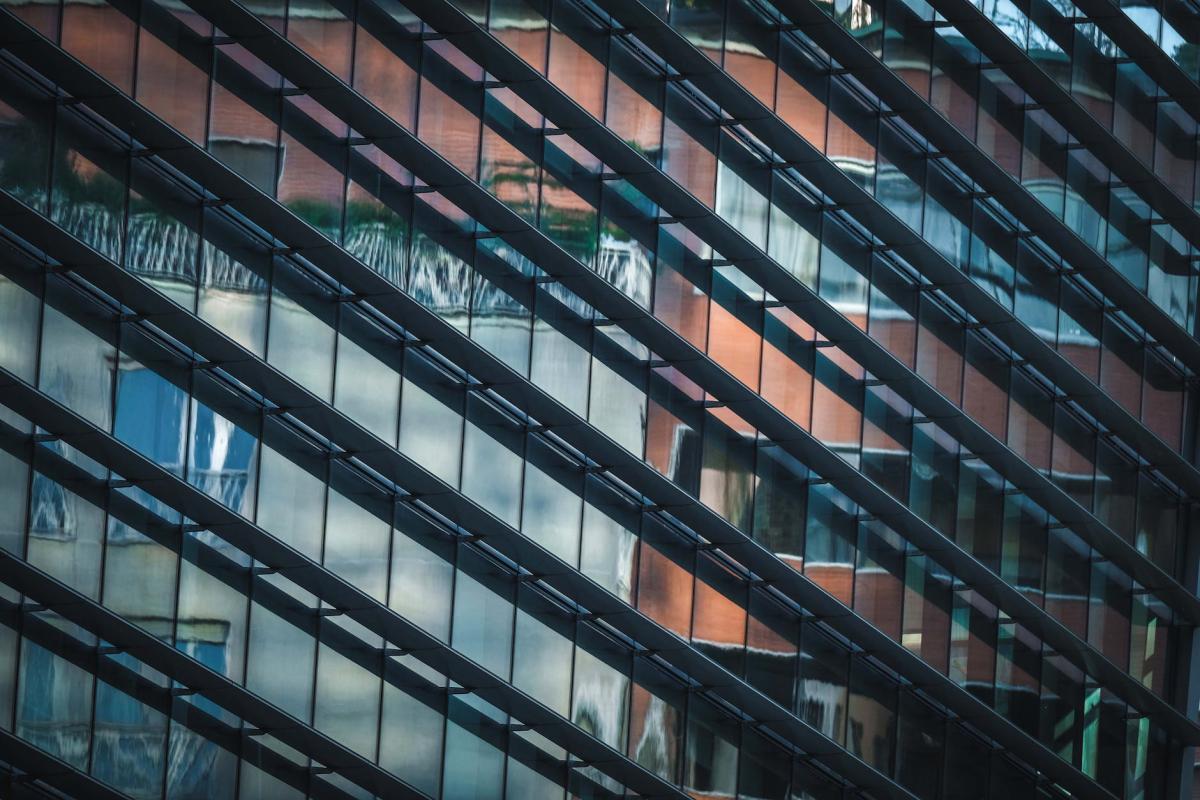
[0,0,1196,799]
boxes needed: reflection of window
[30,439,74,540]
[189,405,256,516]
[30,472,73,539]
[17,643,91,766]
[116,365,187,473]
[167,621,230,800]
[632,696,678,780]
[18,643,57,723]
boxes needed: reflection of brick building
[0,1,1194,799]
[7,0,1175,696]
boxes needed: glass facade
[0,0,1196,799]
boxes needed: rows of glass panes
[0,81,1172,800]
[0,266,1094,800]
[607,0,1196,456]
[226,0,1197,679]
[0,3,1185,796]
[0,164,1084,799]
[0,0,1181,739]
[95,0,1198,608]
[977,0,1199,202]
[809,0,1200,335]
[726,0,1198,431]
[9,0,1190,762]
[355,0,1200,695]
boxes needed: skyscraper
[0,0,1196,798]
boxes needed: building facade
[0,0,1197,798]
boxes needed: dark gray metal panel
[0,599,360,800]
[0,8,1187,765]
[0,369,691,800]
[164,0,1200,658]
[1065,0,1200,113]
[0,13,1157,793]
[0,194,917,800]
[919,0,1200,245]
[0,730,136,800]
[571,0,1200,621]
[0,15,1137,796]
[348,0,1200,739]
[765,0,1200,375]
[0,566,429,798]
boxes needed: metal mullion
[0,366,692,800]
[0,190,923,800]
[83,137,130,784]
[0,15,1139,797]
[333,0,1200,606]
[0,416,622,800]
[5,216,46,741]
[756,0,1200,378]
[0,596,360,800]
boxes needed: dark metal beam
[0,730,135,800]
[354,0,1200,738]
[0,13,1140,795]
[1060,0,1200,113]
[763,0,1200,374]
[0,193,916,799]
[0,369,690,800]
[920,0,1200,247]
[0,563,429,799]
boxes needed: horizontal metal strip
[0,190,914,799]
[0,368,689,800]
[361,0,1200,737]
[577,0,1200,625]
[922,0,1200,247]
[0,12,1129,795]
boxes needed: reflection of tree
[344,199,409,285]
[284,196,342,240]
[0,116,51,201]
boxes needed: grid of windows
[0,0,1196,799]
